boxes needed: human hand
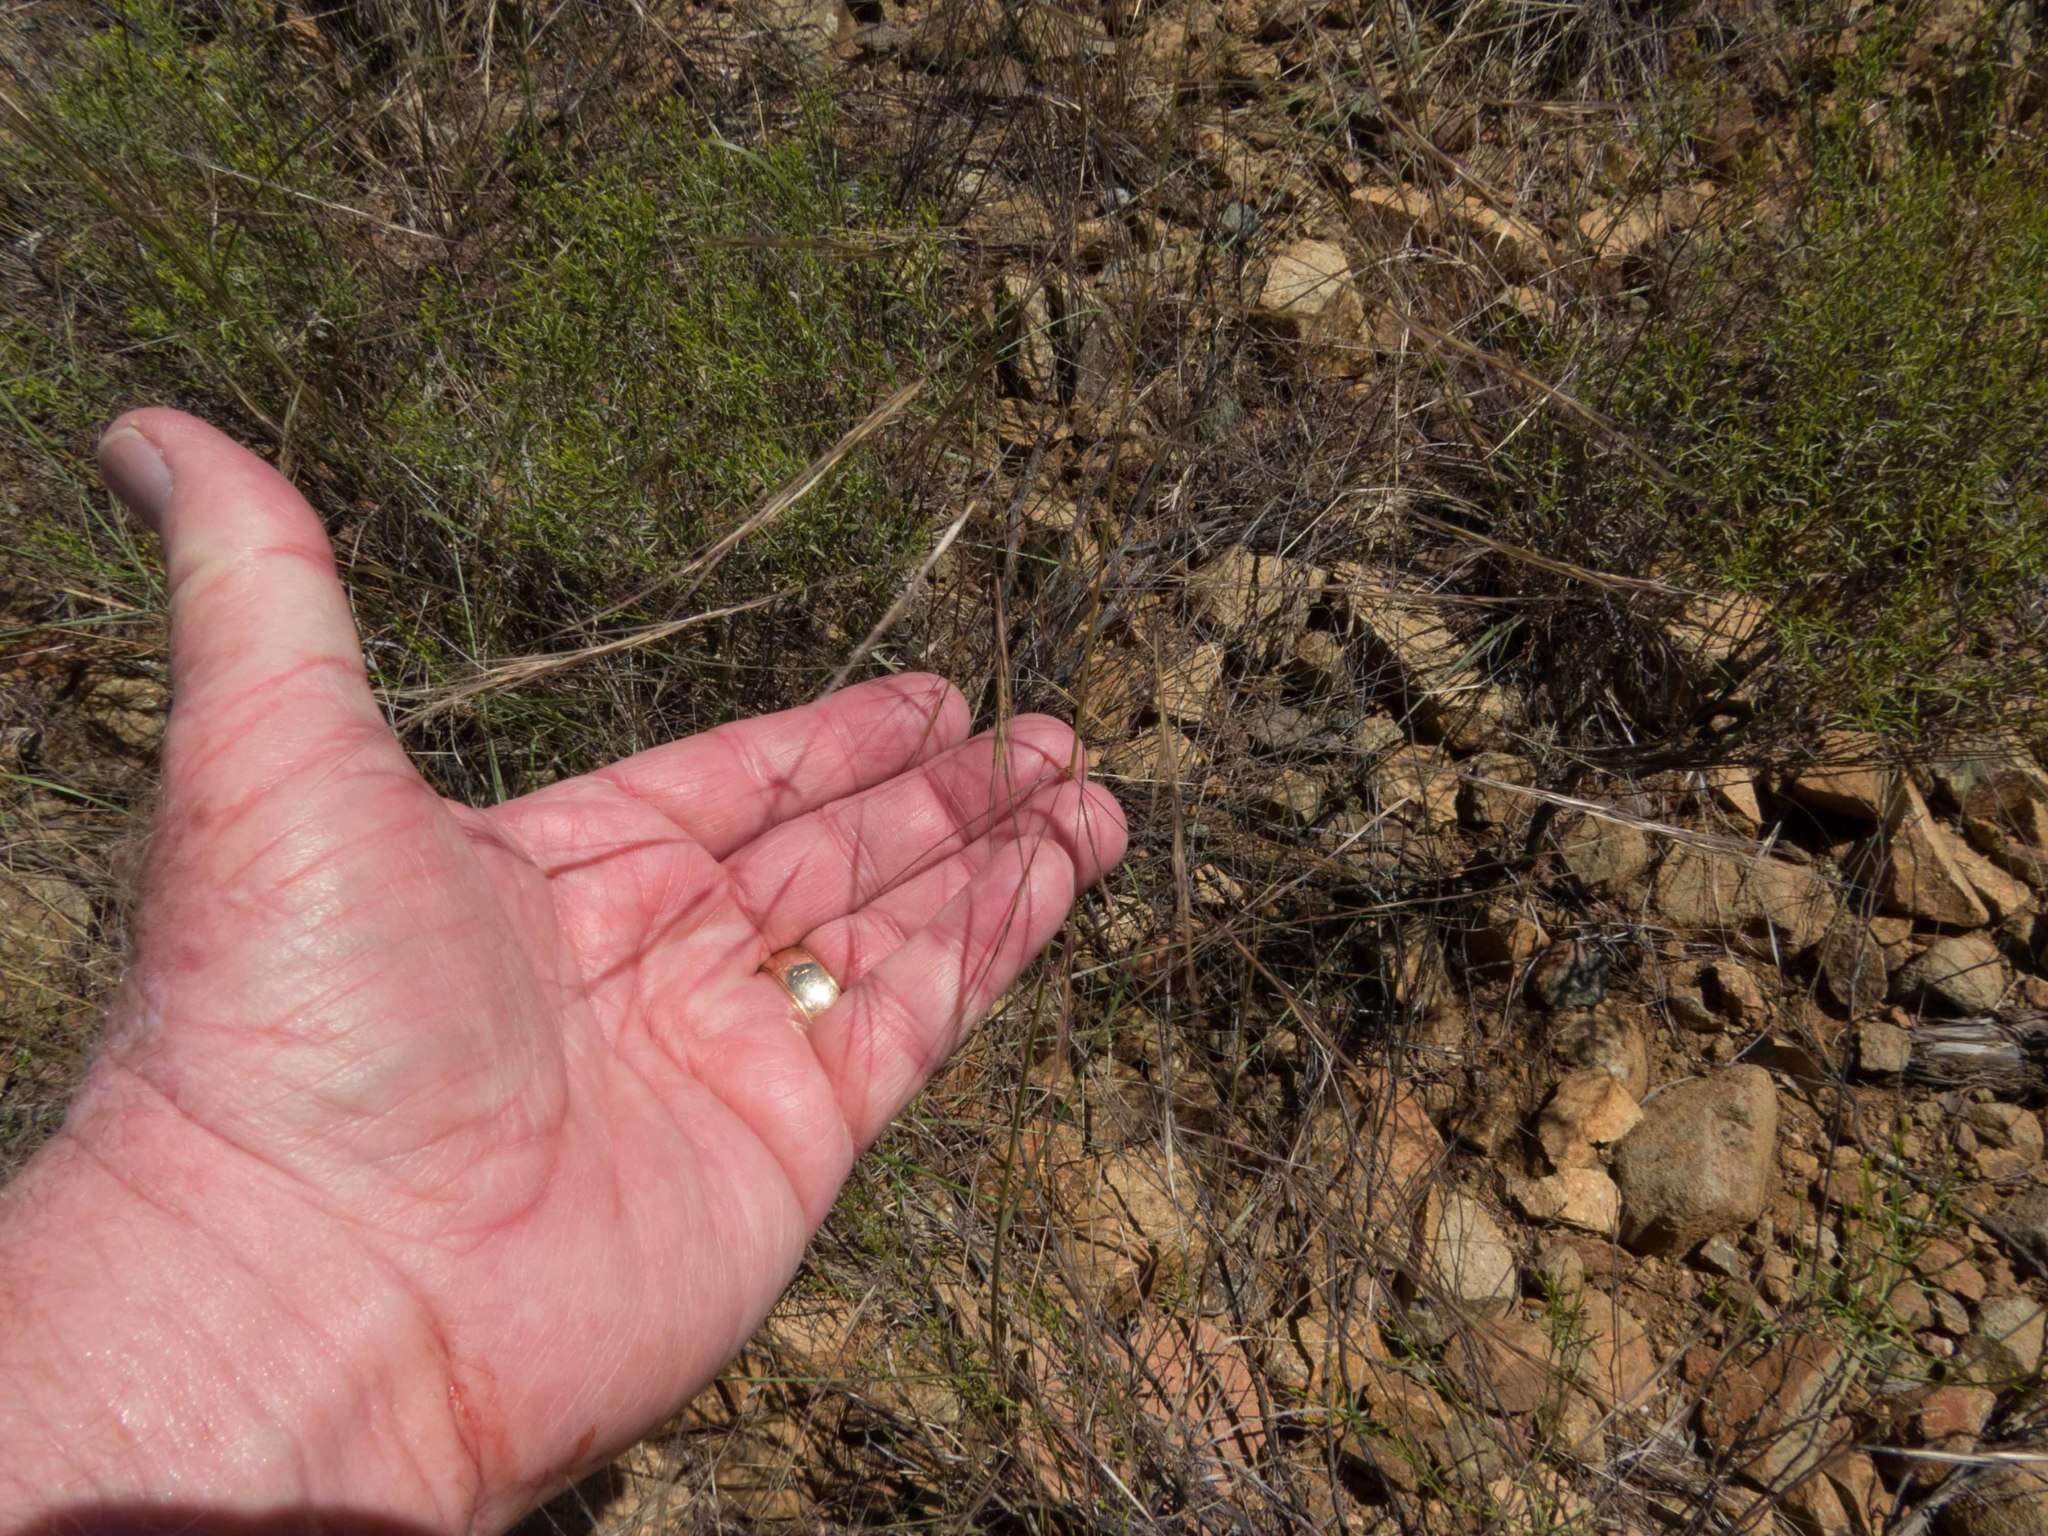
[0,410,1125,1532]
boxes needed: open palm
[64,409,1125,1528]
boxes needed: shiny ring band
[763,946,841,1022]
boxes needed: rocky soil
[598,0,2048,1525]
[568,635,2048,1534]
[4,0,2046,1532]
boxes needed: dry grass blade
[0,79,300,437]
[1457,776,1774,856]
[395,591,787,727]
[819,501,976,697]
[1367,289,1690,494]
[1409,510,1699,599]
[586,378,927,628]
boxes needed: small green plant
[1530,1272,1594,1445]
[1823,1152,1962,1370]
[1504,94,2048,739]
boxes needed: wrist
[0,1077,481,1533]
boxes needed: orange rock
[1574,1295,1658,1412]
[1918,1383,1996,1445]
[1003,1127,1210,1318]
[1611,1066,1780,1253]
[1785,730,1894,821]
[1288,1302,1389,1413]
[1018,1309,1269,1503]
[1954,833,2036,921]
[1821,1448,1884,1535]
[1509,1168,1621,1236]
[1343,1068,1447,1225]
[1783,1468,1853,1536]
[1537,1071,1643,1169]
[1963,762,2048,889]
[1868,781,1992,929]
[1577,182,1714,265]
[1914,1238,1988,1303]
[1442,1313,1557,1417]
[1699,1335,1858,1488]
[1653,842,1838,956]
[1129,1314,1270,1476]
[1708,765,1766,829]
[1255,239,1370,377]
[1667,591,1768,666]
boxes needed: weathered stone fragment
[1653,843,1838,956]
[1155,641,1226,724]
[1334,566,1519,750]
[1818,917,1890,1012]
[1611,1066,1778,1253]
[1255,239,1369,376]
[1187,544,1326,631]
[1556,814,1655,896]
[1536,1072,1642,1170]
[1894,933,2010,1015]
[1509,1169,1621,1236]
[1698,1335,1857,1488]
[1864,781,1991,928]
[1784,730,1893,821]
[1963,760,2048,890]
[1418,1191,1517,1313]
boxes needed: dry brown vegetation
[6,0,2048,1531]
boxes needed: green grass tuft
[1508,99,2048,737]
[4,1,951,800]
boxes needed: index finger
[517,672,971,858]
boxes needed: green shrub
[1505,101,2047,739]
[3,1,949,796]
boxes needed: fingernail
[98,425,173,529]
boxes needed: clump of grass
[1503,93,2048,740]
[388,131,943,606]
[3,1,950,801]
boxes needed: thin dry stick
[1381,297,1690,493]
[1407,509,1700,598]
[1457,775,1778,857]
[819,500,976,697]
[395,590,786,726]
[1373,98,1567,275]
[178,153,446,241]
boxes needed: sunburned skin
[0,408,1127,1535]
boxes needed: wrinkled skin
[0,410,1125,1532]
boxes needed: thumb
[100,409,394,791]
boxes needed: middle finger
[723,713,1089,949]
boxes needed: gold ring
[763,946,841,1022]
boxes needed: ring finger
[793,772,1126,991]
